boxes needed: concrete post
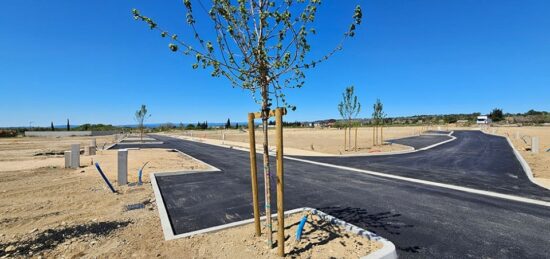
[515,132,520,140]
[91,138,96,148]
[89,146,96,156]
[117,149,128,186]
[532,137,539,153]
[70,144,80,169]
[64,151,71,168]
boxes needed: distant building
[476,115,492,124]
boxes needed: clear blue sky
[1,0,549,127]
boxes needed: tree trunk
[354,127,358,151]
[348,120,352,150]
[344,127,347,151]
[372,124,376,147]
[260,88,272,248]
[381,123,384,144]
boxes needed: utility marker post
[64,151,71,168]
[532,136,539,153]
[275,108,285,257]
[117,149,128,185]
[70,144,80,169]
[247,113,261,237]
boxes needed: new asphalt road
[113,131,550,258]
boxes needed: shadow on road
[318,206,422,253]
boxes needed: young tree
[372,99,385,145]
[132,1,362,248]
[489,108,504,122]
[338,86,361,151]
[51,122,54,131]
[135,104,150,141]
[66,119,70,131]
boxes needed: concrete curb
[481,130,550,191]
[307,208,397,259]
[105,133,129,150]
[284,155,550,207]
[156,131,456,158]
[149,179,398,259]
[116,141,164,146]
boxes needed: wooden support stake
[344,127,347,151]
[381,124,384,144]
[354,127,358,151]
[275,108,285,257]
[248,113,261,237]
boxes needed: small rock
[5,245,16,252]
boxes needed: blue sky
[1,0,549,127]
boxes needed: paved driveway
[112,132,550,258]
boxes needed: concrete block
[91,138,96,148]
[84,146,97,156]
[532,137,539,153]
[70,144,80,169]
[117,149,128,186]
[515,132,520,140]
[64,151,71,168]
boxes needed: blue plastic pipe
[137,161,149,186]
[138,169,143,185]
[295,215,308,241]
[94,162,116,193]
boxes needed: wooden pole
[381,124,384,144]
[348,125,352,150]
[344,127,347,151]
[354,127,358,151]
[275,108,285,257]
[248,113,261,237]
[372,124,376,147]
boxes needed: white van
[476,115,492,124]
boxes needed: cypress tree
[51,122,54,131]
[67,119,70,131]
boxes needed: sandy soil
[166,126,441,155]
[0,135,117,172]
[0,136,381,258]
[81,149,211,183]
[486,126,550,188]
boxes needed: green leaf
[168,44,178,52]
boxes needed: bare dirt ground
[487,126,550,189]
[0,135,116,172]
[166,126,439,155]
[0,136,381,258]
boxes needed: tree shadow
[284,219,344,257]
[0,220,131,257]
[317,206,422,253]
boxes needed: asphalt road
[114,132,550,258]
[385,134,451,150]
[294,131,550,202]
